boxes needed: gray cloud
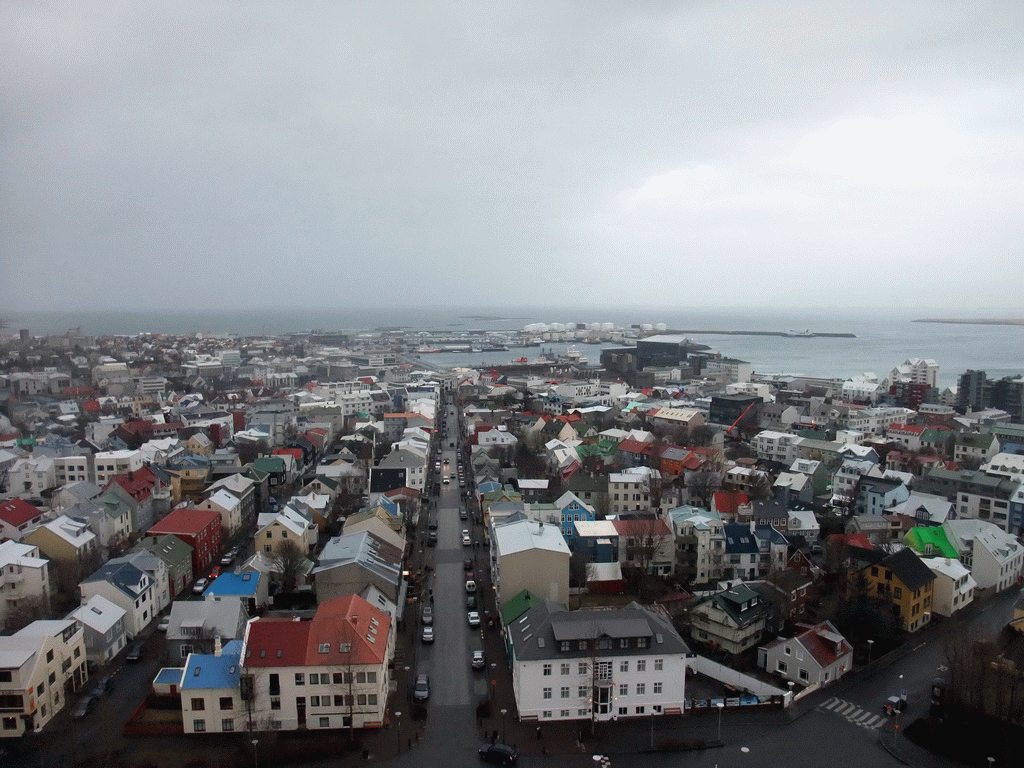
[3,1,1023,313]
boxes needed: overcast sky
[3,1,1023,314]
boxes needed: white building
[608,472,651,516]
[0,619,88,738]
[79,559,157,638]
[68,594,128,665]
[0,540,53,631]
[506,600,690,723]
[943,519,1024,593]
[925,558,976,617]
[93,449,145,487]
[751,431,799,465]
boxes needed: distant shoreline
[914,318,1024,326]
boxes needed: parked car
[479,743,518,766]
[413,673,430,701]
[428,531,437,546]
[465,580,477,593]
[468,611,481,627]
[89,676,115,697]
[208,566,222,580]
[463,558,473,571]
[466,594,478,610]
[157,615,170,632]
[126,642,144,663]
[422,605,433,625]
[471,650,486,669]
[71,695,97,720]
[192,578,209,594]
[422,625,434,644]
[220,553,235,566]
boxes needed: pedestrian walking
[536,725,542,740]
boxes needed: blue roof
[205,571,261,597]
[723,523,760,554]
[180,640,243,690]
[155,667,184,686]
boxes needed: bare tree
[274,539,305,592]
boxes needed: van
[465,580,477,593]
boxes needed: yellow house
[850,547,935,633]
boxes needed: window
[636,683,645,695]
[368,694,378,705]
[619,638,629,649]
[636,660,646,672]
[618,707,628,715]
[191,698,205,711]
[636,706,645,714]
[596,638,612,650]
[357,694,367,706]
[333,673,344,685]
[654,659,663,671]
[578,686,588,698]
[777,661,787,673]
[561,709,570,718]
[560,687,570,699]
[619,684,628,696]
[319,717,330,728]
[193,719,206,732]
[367,671,377,683]
[653,682,662,695]
[219,697,233,710]
[270,697,281,710]
[543,688,552,699]
[578,662,588,675]
[222,719,234,731]
[356,672,367,684]
[560,663,570,675]
[542,710,552,719]
[894,587,903,599]
[334,695,345,707]
[619,661,629,673]
[295,673,305,686]
[596,662,612,680]
[543,664,552,676]
[560,641,570,651]
[637,637,648,648]
[798,669,809,682]
[46,650,54,663]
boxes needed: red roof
[617,438,653,455]
[244,617,311,668]
[797,621,851,668]
[713,491,749,515]
[0,498,45,527]
[611,518,672,537]
[307,594,391,665]
[274,448,303,462]
[105,466,159,502]
[889,424,925,435]
[147,507,221,536]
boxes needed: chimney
[214,636,223,657]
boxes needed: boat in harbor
[785,330,815,337]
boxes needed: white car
[157,615,170,632]
[462,532,472,546]
[468,611,481,627]
[422,625,434,644]
[192,578,209,594]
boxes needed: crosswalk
[819,697,888,730]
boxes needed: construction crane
[725,401,758,441]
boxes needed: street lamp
[252,738,259,768]
[395,711,402,753]
[867,639,874,664]
[500,708,508,742]
[716,701,724,742]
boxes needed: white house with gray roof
[491,518,570,609]
[506,599,690,723]
[79,559,156,638]
[68,594,128,664]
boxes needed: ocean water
[8,305,1023,389]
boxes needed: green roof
[499,589,544,625]
[904,526,958,559]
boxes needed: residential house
[147,507,223,577]
[103,465,168,534]
[608,472,651,516]
[93,449,144,488]
[79,558,157,638]
[848,548,935,632]
[752,431,799,465]
[0,619,88,738]
[669,506,726,584]
[954,432,1000,466]
[611,518,674,576]
[256,505,318,558]
[165,599,249,666]
[206,473,258,534]
[943,519,1024,593]
[133,534,194,598]
[0,498,50,543]
[239,594,393,731]
[690,584,770,655]
[758,621,853,688]
[179,639,245,734]
[491,518,571,608]
[204,572,268,614]
[505,599,690,722]
[855,475,910,516]
[68,594,128,665]
[926,558,976,617]
[0,540,54,632]
[194,489,245,539]
[23,516,99,597]
[312,531,404,605]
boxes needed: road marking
[820,698,888,731]
[864,715,883,728]
[823,698,842,710]
[855,711,874,723]
[838,703,856,716]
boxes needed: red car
[208,566,221,580]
